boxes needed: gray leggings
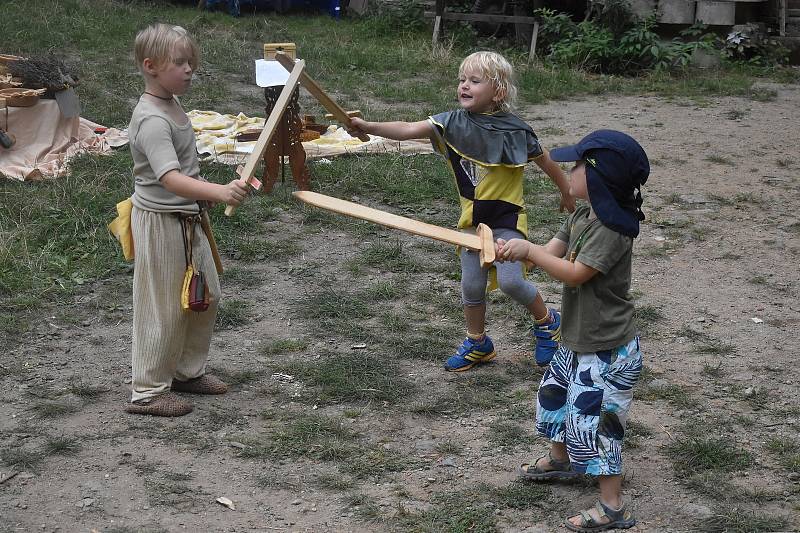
[461,227,539,307]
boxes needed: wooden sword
[294,191,496,268]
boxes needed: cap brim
[549,145,582,162]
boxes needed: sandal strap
[594,501,609,520]
[579,509,596,527]
[597,500,626,521]
[547,451,572,471]
[575,502,609,528]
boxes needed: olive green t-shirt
[555,205,636,353]
[129,96,201,214]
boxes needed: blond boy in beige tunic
[125,23,249,416]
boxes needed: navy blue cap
[550,129,649,238]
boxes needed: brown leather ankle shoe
[172,374,228,395]
[124,392,193,417]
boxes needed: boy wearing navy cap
[496,129,648,532]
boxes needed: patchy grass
[636,383,693,409]
[211,367,266,387]
[737,386,771,411]
[666,436,752,477]
[42,435,82,457]
[225,236,301,262]
[256,471,301,490]
[765,438,800,473]
[220,266,262,287]
[292,286,371,333]
[215,299,250,330]
[682,471,778,503]
[347,239,421,274]
[343,492,383,521]
[700,361,725,379]
[435,440,465,456]
[29,401,81,419]
[410,373,514,416]
[692,338,736,356]
[392,488,497,532]
[487,421,531,450]
[240,413,358,462]
[634,304,664,333]
[365,278,406,301]
[0,446,43,471]
[626,420,654,449]
[704,155,735,166]
[343,446,412,480]
[694,507,788,533]
[724,109,748,120]
[277,351,416,404]
[492,481,552,510]
[67,382,110,400]
[315,472,355,491]
[260,337,309,356]
[144,476,200,508]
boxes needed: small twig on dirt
[763,421,793,428]
[660,425,674,440]
[358,388,383,392]
[0,470,19,485]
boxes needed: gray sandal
[517,451,578,480]
[565,500,636,532]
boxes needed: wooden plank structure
[428,0,540,61]
[273,53,369,142]
[294,191,497,268]
[788,0,800,34]
[224,59,306,216]
[225,48,367,215]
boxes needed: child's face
[568,161,589,201]
[148,44,194,96]
[457,69,499,113]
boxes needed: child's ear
[142,57,158,76]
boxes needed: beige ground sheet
[0,100,127,180]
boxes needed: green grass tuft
[694,507,788,533]
[277,351,416,404]
[215,299,250,330]
[43,435,82,456]
[666,436,752,476]
[261,338,309,355]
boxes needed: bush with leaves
[537,7,716,74]
[535,8,579,56]
[720,23,789,66]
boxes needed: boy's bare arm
[161,170,249,207]
[543,236,568,258]
[533,150,576,213]
[349,117,433,141]
[497,237,596,286]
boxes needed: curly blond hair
[458,51,517,113]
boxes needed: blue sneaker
[533,309,561,366]
[444,334,496,372]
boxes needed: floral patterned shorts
[535,337,643,476]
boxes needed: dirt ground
[2,82,799,533]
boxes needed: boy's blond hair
[134,23,199,72]
[459,51,517,113]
